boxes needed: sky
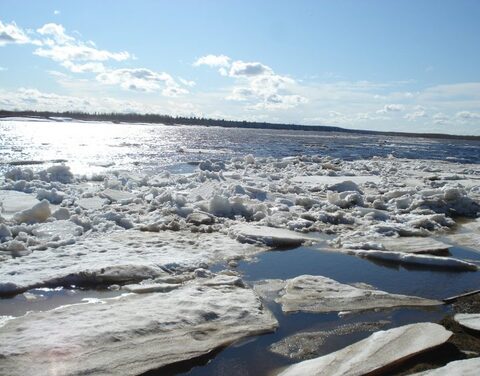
[0,0,479,135]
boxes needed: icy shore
[1,153,479,374]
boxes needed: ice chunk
[0,239,30,257]
[36,188,65,204]
[269,275,441,313]
[52,207,70,220]
[32,220,83,240]
[101,188,136,202]
[327,180,362,193]
[39,165,74,183]
[0,224,12,242]
[454,313,480,331]
[349,249,478,271]
[379,237,451,255]
[186,211,215,225]
[0,275,277,376]
[76,196,107,210]
[277,323,452,376]
[13,200,51,224]
[0,190,39,219]
[230,224,316,247]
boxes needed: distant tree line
[0,109,478,141]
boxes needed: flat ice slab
[76,197,107,210]
[348,249,478,271]
[454,313,480,331]
[100,188,136,202]
[380,237,451,254]
[277,323,452,376]
[411,358,480,375]
[0,274,278,376]
[256,275,441,313]
[448,233,480,252]
[0,190,39,218]
[0,229,262,296]
[230,224,316,247]
[292,175,381,186]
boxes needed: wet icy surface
[0,118,479,375]
[1,118,480,176]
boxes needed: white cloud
[376,104,404,113]
[229,61,273,77]
[0,20,31,46]
[404,107,427,121]
[96,68,187,96]
[195,54,306,110]
[0,66,7,71]
[193,54,231,68]
[54,10,61,16]
[432,112,450,125]
[179,77,196,87]
[456,111,480,120]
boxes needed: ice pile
[0,154,479,374]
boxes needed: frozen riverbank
[1,121,480,375]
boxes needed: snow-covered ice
[454,313,480,331]
[0,272,278,376]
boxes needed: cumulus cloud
[34,24,131,63]
[195,54,306,110]
[0,19,188,97]
[0,20,31,46]
[193,54,231,68]
[96,68,187,96]
[456,111,480,120]
[377,104,404,114]
[54,10,61,15]
[404,106,427,121]
[432,113,450,125]
[228,61,273,77]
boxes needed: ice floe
[454,313,480,331]
[0,273,278,376]
[0,229,262,296]
[347,250,478,271]
[255,275,441,313]
[277,323,452,376]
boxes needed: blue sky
[1,1,479,134]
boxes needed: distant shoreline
[1,110,479,141]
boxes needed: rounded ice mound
[38,165,74,184]
[13,199,51,224]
